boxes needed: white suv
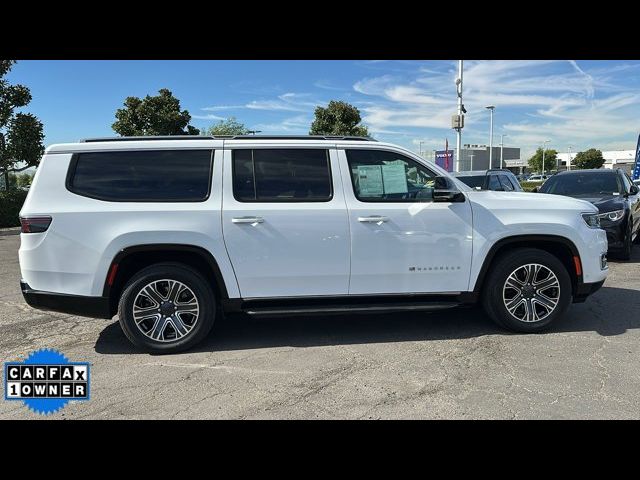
[19,136,609,353]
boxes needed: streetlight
[455,60,464,172]
[486,106,495,168]
[419,141,424,157]
[541,140,550,175]
[469,153,475,171]
[500,134,508,169]
[568,146,572,171]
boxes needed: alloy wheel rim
[132,279,199,342]
[502,263,560,323]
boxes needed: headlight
[597,209,625,222]
[582,213,601,228]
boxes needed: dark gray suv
[451,169,523,192]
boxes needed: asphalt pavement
[1,233,640,419]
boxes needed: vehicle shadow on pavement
[93,286,640,355]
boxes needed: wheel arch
[472,235,582,296]
[102,244,230,317]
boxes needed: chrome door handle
[358,216,389,223]
[232,216,264,224]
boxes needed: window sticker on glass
[381,164,408,194]
[357,165,384,196]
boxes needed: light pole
[541,140,550,175]
[455,60,464,172]
[419,141,424,157]
[568,145,572,171]
[486,105,495,168]
[469,153,475,171]
[500,134,507,169]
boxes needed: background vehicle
[528,174,549,183]
[538,169,640,260]
[19,136,609,353]
[451,169,523,192]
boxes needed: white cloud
[192,113,226,121]
[350,60,640,154]
[203,92,322,114]
[251,114,312,134]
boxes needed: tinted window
[232,149,332,202]
[499,174,515,191]
[346,149,437,202]
[488,175,502,191]
[621,172,632,193]
[68,150,213,202]
[539,172,621,197]
[457,175,485,189]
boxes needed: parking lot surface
[1,233,640,419]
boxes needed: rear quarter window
[66,150,214,202]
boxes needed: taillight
[20,216,52,233]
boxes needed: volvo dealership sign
[435,150,454,172]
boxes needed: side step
[243,302,460,316]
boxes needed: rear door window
[232,149,332,202]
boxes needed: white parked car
[528,174,549,183]
[19,136,609,353]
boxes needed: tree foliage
[528,147,558,174]
[0,60,45,189]
[112,88,199,136]
[573,148,605,170]
[309,100,369,137]
[204,117,249,136]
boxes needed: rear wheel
[482,248,572,332]
[118,263,216,353]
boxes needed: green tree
[0,60,45,190]
[16,172,33,188]
[309,100,369,137]
[528,147,558,174]
[573,148,604,170]
[112,88,199,136]
[204,117,249,136]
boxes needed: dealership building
[556,150,637,175]
[426,144,521,171]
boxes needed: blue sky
[7,60,640,159]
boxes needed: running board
[243,302,460,316]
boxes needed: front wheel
[482,248,572,333]
[618,220,634,260]
[118,263,216,353]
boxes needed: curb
[0,227,21,237]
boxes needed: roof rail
[81,136,215,142]
[80,135,377,143]
[228,135,377,141]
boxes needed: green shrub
[0,189,28,228]
[520,181,541,192]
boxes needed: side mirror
[433,176,465,203]
[629,185,639,196]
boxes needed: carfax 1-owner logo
[4,348,90,415]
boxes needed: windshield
[456,175,485,189]
[539,173,621,197]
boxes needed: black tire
[118,262,216,353]
[481,248,572,333]
[619,220,634,259]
